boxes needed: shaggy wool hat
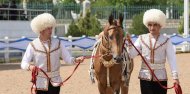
[143,9,166,28]
[30,13,56,34]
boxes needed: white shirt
[128,34,178,80]
[21,38,75,70]
[21,38,75,90]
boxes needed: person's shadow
[0,63,84,71]
[0,63,20,71]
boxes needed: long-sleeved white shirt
[128,34,178,80]
[21,38,75,90]
[21,38,75,70]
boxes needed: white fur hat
[30,13,56,34]
[143,9,166,28]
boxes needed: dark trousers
[37,82,60,94]
[140,80,167,94]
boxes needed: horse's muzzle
[114,56,123,63]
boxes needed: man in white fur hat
[21,13,84,94]
[127,9,180,94]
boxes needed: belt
[37,71,60,78]
[142,63,165,70]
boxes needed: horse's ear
[104,27,109,37]
[108,14,114,25]
[103,23,109,37]
[118,13,123,27]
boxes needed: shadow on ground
[0,63,85,71]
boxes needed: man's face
[147,22,161,35]
[40,27,53,38]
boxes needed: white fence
[0,34,190,63]
[0,35,98,63]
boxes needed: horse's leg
[97,81,106,94]
[121,86,128,94]
[120,82,129,94]
[97,80,114,94]
[115,89,120,94]
[106,86,114,94]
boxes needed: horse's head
[101,14,124,63]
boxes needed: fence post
[21,36,26,57]
[4,36,10,63]
[68,35,73,54]
[82,35,86,56]
[95,35,99,40]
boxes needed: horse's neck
[99,38,109,54]
[97,43,106,55]
[99,35,109,54]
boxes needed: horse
[92,14,133,94]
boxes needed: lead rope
[30,55,101,94]
[31,66,38,94]
[127,39,182,94]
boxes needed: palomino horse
[92,14,133,94]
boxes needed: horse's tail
[106,86,114,94]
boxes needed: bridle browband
[106,26,122,32]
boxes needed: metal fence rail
[0,3,184,21]
[0,8,52,20]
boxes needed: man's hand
[125,33,133,48]
[29,65,36,71]
[126,33,131,42]
[75,56,85,63]
[174,79,180,85]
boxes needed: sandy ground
[0,53,189,94]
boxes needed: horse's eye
[109,35,113,40]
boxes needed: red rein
[30,55,101,94]
[127,39,182,94]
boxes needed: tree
[66,21,82,36]
[59,0,77,4]
[167,0,183,6]
[178,18,184,34]
[178,16,190,35]
[91,0,183,6]
[66,10,102,37]
[128,12,148,35]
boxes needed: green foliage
[59,0,76,4]
[178,18,184,34]
[128,12,148,35]
[27,0,52,3]
[167,0,183,5]
[66,10,102,37]
[91,0,128,7]
[91,0,113,6]
[67,21,82,36]
[178,17,190,35]
[92,0,183,6]
[1,0,182,6]
[178,9,190,34]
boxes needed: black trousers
[37,82,60,94]
[140,80,167,94]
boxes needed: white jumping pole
[184,0,189,37]
[182,0,190,52]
